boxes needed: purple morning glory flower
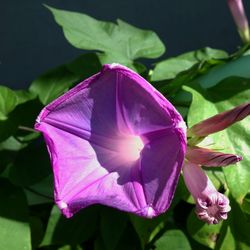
[35,64,187,218]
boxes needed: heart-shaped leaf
[46,5,165,69]
[151,47,228,81]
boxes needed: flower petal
[140,128,186,215]
[182,161,216,199]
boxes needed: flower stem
[18,125,38,133]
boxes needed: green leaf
[205,169,226,191]
[184,86,216,127]
[24,175,53,205]
[0,136,27,151]
[0,152,10,174]
[130,213,166,248]
[100,207,128,250]
[187,208,222,249]
[15,90,36,105]
[198,55,250,88]
[29,216,44,248]
[29,65,80,105]
[8,141,51,187]
[0,86,18,120]
[153,63,205,96]
[154,229,191,250]
[185,77,250,200]
[94,236,106,250]
[114,224,142,250]
[169,89,192,119]
[46,5,165,69]
[225,198,250,249]
[0,98,42,142]
[0,179,31,250]
[215,222,236,250]
[151,47,228,81]
[0,117,18,142]
[0,87,36,121]
[58,245,84,250]
[175,175,193,204]
[41,205,99,246]
[170,89,193,107]
[16,132,41,143]
[66,53,102,78]
[242,194,250,215]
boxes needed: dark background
[1,0,250,89]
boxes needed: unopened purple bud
[183,162,231,224]
[186,146,242,167]
[227,0,250,43]
[189,102,250,137]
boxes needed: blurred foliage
[1,5,250,250]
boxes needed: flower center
[207,204,219,217]
[118,135,144,162]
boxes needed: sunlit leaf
[15,90,36,105]
[229,200,250,250]
[215,222,236,250]
[46,5,165,69]
[0,179,31,250]
[154,229,191,250]
[0,98,42,142]
[0,86,18,120]
[0,136,27,151]
[151,47,228,81]
[29,65,80,105]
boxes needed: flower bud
[189,102,250,137]
[186,146,242,167]
[227,0,250,43]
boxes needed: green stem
[18,126,38,133]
